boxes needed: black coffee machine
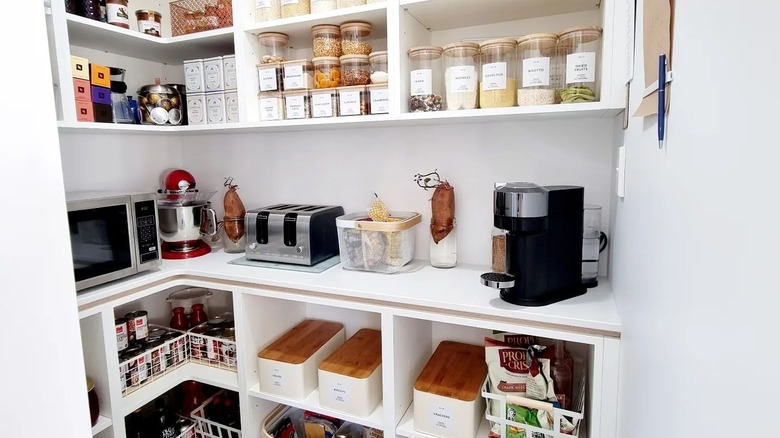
[481,182,586,306]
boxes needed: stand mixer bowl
[158,202,216,250]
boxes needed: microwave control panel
[134,200,159,263]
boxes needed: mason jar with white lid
[408,46,443,112]
[516,33,558,106]
[442,42,479,110]
[558,26,602,104]
[479,38,517,108]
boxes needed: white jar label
[329,381,349,404]
[370,88,389,114]
[137,20,161,37]
[223,58,237,89]
[268,366,286,388]
[430,405,453,430]
[256,0,271,7]
[284,65,304,89]
[260,98,281,120]
[106,3,130,26]
[447,65,477,92]
[226,93,239,122]
[281,0,299,5]
[312,93,334,117]
[188,96,205,124]
[566,52,596,83]
[410,69,433,96]
[339,90,361,115]
[285,94,306,119]
[522,56,551,87]
[482,62,507,90]
[205,64,223,90]
[185,65,203,92]
[258,67,278,91]
[207,95,224,123]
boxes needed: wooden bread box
[318,328,383,417]
[413,341,487,438]
[257,319,345,399]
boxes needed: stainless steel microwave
[66,192,161,291]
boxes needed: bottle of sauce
[170,307,189,331]
[181,380,205,418]
[190,303,208,326]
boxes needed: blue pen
[658,54,666,148]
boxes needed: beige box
[318,328,382,417]
[257,319,345,399]
[413,341,487,438]
[70,55,89,80]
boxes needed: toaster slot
[283,213,297,247]
[256,211,269,244]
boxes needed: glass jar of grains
[340,54,371,86]
[311,0,336,13]
[442,42,479,110]
[516,33,558,106]
[312,24,342,57]
[255,0,281,22]
[340,21,372,55]
[281,0,310,18]
[408,46,443,112]
[337,0,365,8]
[479,38,517,108]
[257,32,289,64]
[558,26,602,103]
[368,51,388,84]
[313,57,341,88]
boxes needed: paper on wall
[633,0,674,117]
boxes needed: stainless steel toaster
[245,204,345,266]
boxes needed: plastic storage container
[337,85,368,116]
[336,211,422,273]
[366,83,388,114]
[340,21,372,55]
[312,24,342,57]
[442,42,479,110]
[282,59,314,90]
[408,46,444,112]
[258,32,289,65]
[257,62,283,92]
[258,92,285,120]
[479,38,517,108]
[311,0,336,13]
[517,33,558,106]
[313,57,341,88]
[255,0,281,22]
[368,51,388,84]
[558,26,602,103]
[340,54,370,86]
[283,90,311,119]
[337,0,365,8]
[310,88,339,117]
[281,0,310,18]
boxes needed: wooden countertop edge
[78,273,622,339]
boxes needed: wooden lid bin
[318,328,383,417]
[413,341,487,438]
[257,319,345,399]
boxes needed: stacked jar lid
[255,0,370,23]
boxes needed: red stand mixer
[157,169,217,259]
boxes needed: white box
[225,91,239,123]
[257,320,345,400]
[223,55,238,91]
[187,93,206,125]
[318,328,382,417]
[206,92,226,124]
[203,56,225,92]
[183,59,205,94]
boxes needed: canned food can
[175,336,187,364]
[148,328,167,339]
[205,328,223,361]
[116,317,129,351]
[124,312,137,343]
[121,346,143,389]
[220,328,237,367]
[147,340,164,374]
[189,324,209,359]
[207,315,225,328]
[137,350,151,384]
[133,310,149,342]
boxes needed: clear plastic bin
[336,211,421,273]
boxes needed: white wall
[611,1,780,436]
[0,3,91,436]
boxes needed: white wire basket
[191,389,242,438]
[187,325,238,371]
[119,324,189,396]
[481,377,585,438]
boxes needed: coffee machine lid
[494,182,549,218]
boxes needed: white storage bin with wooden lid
[413,341,487,438]
[317,328,382,417]
[257,319,345,399]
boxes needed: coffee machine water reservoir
[481,182,586,306]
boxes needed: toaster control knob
[249,243,257,250]
[296,246,303,254]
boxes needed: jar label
[207,95,225,123]
[285,94,306,119]
[522,56,551,87]
[482,62,507,91]
[339,90,361,115]
[205,64,223,90]
[370,88,389,114]
[188,96,205,124]
[258,67,278,91]
[185,65,203,92]
[447,65,477,92]
[281,0,299,5]
[226,94,239,122]
[566,52,596,84]
[260,98,281,120]
[410,69,433,96]
[106,3,130,26]
[283,65,304,89]
[312,93,335,117]
[256,0,271,7]
[137,19,161,37]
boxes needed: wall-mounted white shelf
[91,415,112,436]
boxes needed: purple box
[91,85,111,105]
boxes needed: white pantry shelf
[65,14,235,64]
[91,415,112,436]
[395,402,490,438]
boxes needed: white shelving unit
[91,415,112,436]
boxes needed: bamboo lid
[414,341,487,401]
[258,319,344,365]
[319,328,382,379]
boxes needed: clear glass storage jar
[366,83,388,114]
[257,32,289,64]
[311,0,336,13]
[517,33,558,106]
[282,59,315,90]
[312,24,342,57]
[257,62,283,92]
[558,26,602,103]
[310,88,339,117]
[284,90,311,119]
[430,219,457,268]
[368,51,388,84]
[442,42,479,110]
[337,85,369,116]
[313,57,342,88]
[255,0,281,22]
[337,0,365,8]
[258,91,284,120]
[281,0,310,18]
[340,21,372,55]
[408,46,443,112]
[340,54,370,86]
[479,38,517,108]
